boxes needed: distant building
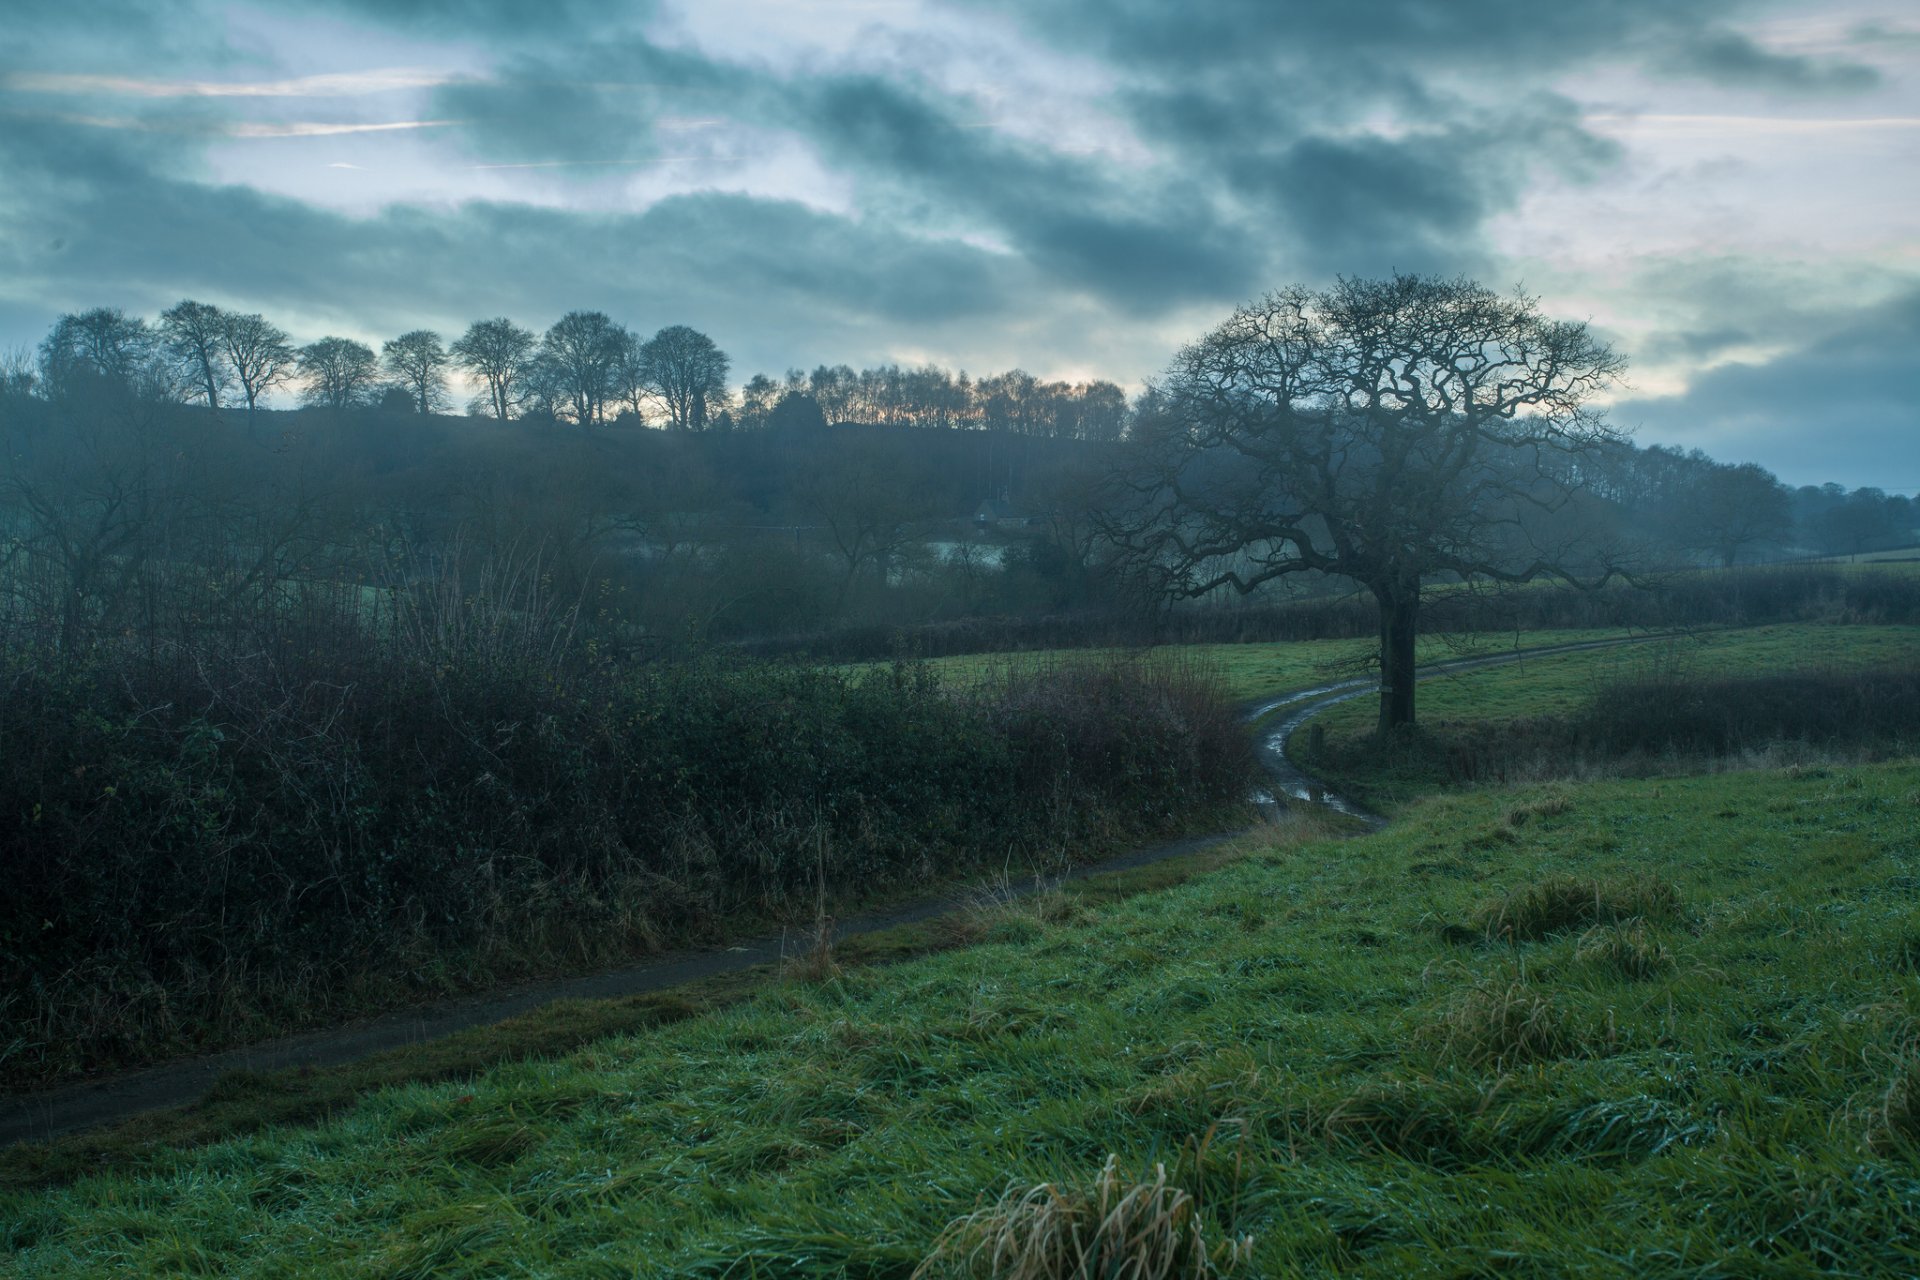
[974,498,1040,531]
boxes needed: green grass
[897,627,1649,702]
[1297,624,1920,811]
[9,762,1920,1277]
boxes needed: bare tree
[37,308,163,400]
[1110,274,1628,731]
[639,325,730,430]
[797,435,927,611]
[382,329,452,415]
[1681,460,1792,568]
[220,312,297,435]
[297,336,380,410]
[159,300,232,411]
[539,311,626,427]
[451,317,535,421]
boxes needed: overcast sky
[2,0,1914,489]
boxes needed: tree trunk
[1375,584,1419,733]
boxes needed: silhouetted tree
[382,329,452,415]
[451,318,536,421]
[766,391,828,434]
[738,373,780,429]
[639,325,730,430]
[38,308,161,399]
[297,336,380,410]
[1815,488,1902,558]
[1110,274,1628,731]
[159,300,231,411]
[539,311,625,427]
[1682,461,1792,567]
[220,312,296,434]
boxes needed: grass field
[8,757,1920,1277]
[897,626,1651,702]
[1295,624,1920,812]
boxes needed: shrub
[0,604,1255,1087]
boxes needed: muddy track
[1,632,1665,1148]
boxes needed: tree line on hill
[2,296,1912,664]
[7,302,1133,441]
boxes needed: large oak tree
[1112,274,1628,732]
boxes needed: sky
[0,0,1914,490]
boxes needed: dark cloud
[1666,29,1880,92]
[0,111,1029,378]
[429,43,746,164]
[308,0,660,40]
[1619,289,1920,491]
[795,74,1252,305]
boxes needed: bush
[0,609,1255,1087]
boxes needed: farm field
[7,758,1920,1276]
[1299,624,1920,812]
[899,626,1654,701]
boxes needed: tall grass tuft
[915,1153,1242,1280]
[1472,876,1681,943]
[1422,980,1615,1070]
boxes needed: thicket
[0,588,1252,1089]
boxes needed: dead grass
[1423,980,1615,1070]
[1505,789,1574,826]
[1574,921,1674,980]
[1864,1059,1920,1153]
[782,915,843,985]
[1473,876,1681,943]
[915,1153,1240,1279]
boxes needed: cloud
[5,69,458,98]
[0,110,1042,378]
[1665,28,1881,92]
[26,111,459,137]
[1618,287,1920,490]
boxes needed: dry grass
[1864,1058,1920,1153]
[1574,920,1673,980]
[915,1154,1242,1279]
[1504,789,1574,827]
[1473,876,1680,943]
[782,915,842,984]
[947,875,1091,946]
[1423,980,1614,1070]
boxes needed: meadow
[6,600,1918,1277]
[6,760,1918,1276]
[1298,624,1920,811]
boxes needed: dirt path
[1,631,1665,1148]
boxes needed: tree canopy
[1112,274,1629,730]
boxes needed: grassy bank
[7,760,1919,1275]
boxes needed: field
[7,611,1919,1276]
[7,756,1920,1276]
[1298,624,1920,811]
[902,626,1653,701]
